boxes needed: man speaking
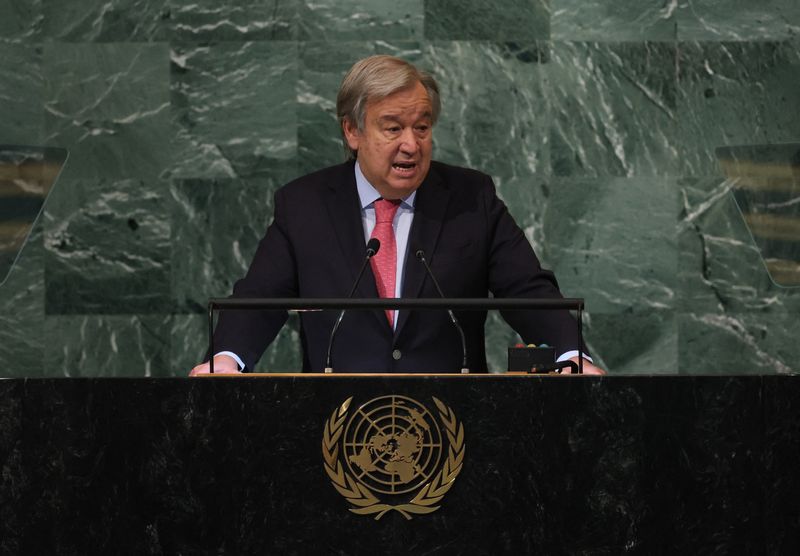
[191,55,603,375]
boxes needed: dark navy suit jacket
[213,160,583,372]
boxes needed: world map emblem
[322,395,465,520]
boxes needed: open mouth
[392,162,417,171]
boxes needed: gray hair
[336,55,441,160]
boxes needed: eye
[415,125,430,133]
[386,126,401,133]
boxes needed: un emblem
[322,395,465,520]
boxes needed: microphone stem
[324,246,376,372]
[417,252,470,373]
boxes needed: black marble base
[1,376,798,554]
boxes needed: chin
[386,180,423,197]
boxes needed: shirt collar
[355,161,417,210]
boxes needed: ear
[342,118,361,152]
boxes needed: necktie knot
[374,198,401,224]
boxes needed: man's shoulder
[429,160,492,188]
[277,160,355,198]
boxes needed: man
[191,55,603,375]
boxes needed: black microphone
[324,238,380,373]
[415,250,469,374]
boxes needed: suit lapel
[395,165,450,337]
[324,162,380,300]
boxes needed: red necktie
[370,198,401,326]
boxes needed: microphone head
[366,237,380,256]
[415,249,425,260]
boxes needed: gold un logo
[322,395,465,520]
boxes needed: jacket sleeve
[482,176,588,357]
[210,187,298,371]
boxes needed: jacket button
[392,349,402,361]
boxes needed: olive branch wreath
[321,396,465,520]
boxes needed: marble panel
[542,176,678,313]
[677,0,800,40]
[493,174,550,251]
[0,380,22,554]
[0,222,44,376]
[2,0,798,381]
[676,40,800,176]
[170,42,297,179]
[422,42,551,180]
[584,310,678,374]
[167,0,297,41]
[43,178,171,315]
[634,376,765,552]
[42,314,171,376]
[169,172,295,314]
[0,44,43,146]
[678,176,800,314]
[392,378,649,553]
[553,379,652,552]
[2,377,792,550]
[763,376,800,554]
[42,42,171,180]
[424,0,550,40]
[297,41,424,176]
[0,0,41,43]
[14,379,187,551]
[552,0,677,41]
[297,0,423,41]
[678,311,796,373]
[549,41,679,177]
[41,0,167,42]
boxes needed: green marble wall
[1,0,799,376]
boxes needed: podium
[1,374,798,554]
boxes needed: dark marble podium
[1,375,798,554]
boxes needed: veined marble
[0,1,798,375]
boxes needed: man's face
[343,81,433,200]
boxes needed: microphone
[324,238,380,373]
[415,250,469,374]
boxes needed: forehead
[367,82,432,119]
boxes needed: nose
[398,128,419,155]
